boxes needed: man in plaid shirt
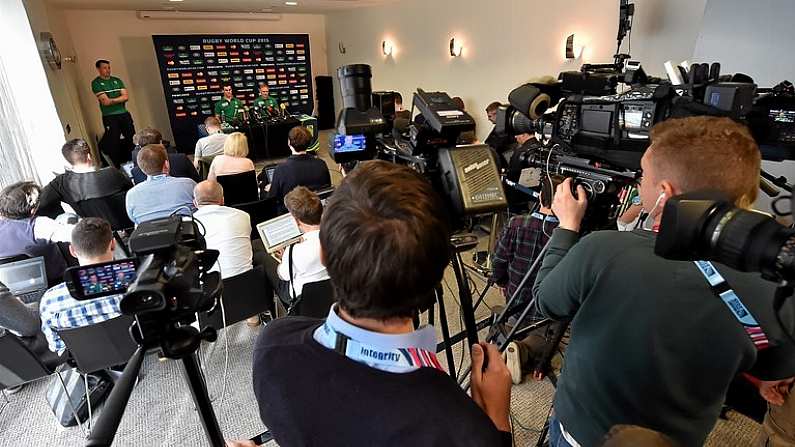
[491,203,558,315]
[39,218,122,354]
[492,197,566,385]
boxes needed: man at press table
[253,83,279,113]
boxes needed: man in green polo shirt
[214,84,244,123]
[253,83,279,115]
[92,59,135,168]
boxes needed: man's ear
[163,159,171,174]
[69,244,78,259]
[658,180,680,209]
[109,238,116,253]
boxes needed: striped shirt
[39,282,122,354]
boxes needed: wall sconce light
[382,40,394,57]
[565,34,584,59]
[449,37,463,57]
[338,42,346,54]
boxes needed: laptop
[0,257,48,303]
[256,213,304,254]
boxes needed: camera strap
[694,260,770,350]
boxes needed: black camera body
[655,192,794,282]
[123,216,221,319]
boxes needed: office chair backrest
[0,330,52,389]
[73,190,133,231]
[57,315,137,374]
[291,279,334,319]
[231,197,278,240]
[197,156,217,180]
[199,266,274,330]
[216,170,259,206]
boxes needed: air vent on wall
[136,11,282,21]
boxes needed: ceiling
[46,0,398,13]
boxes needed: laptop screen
[0,257,47,295]
[257,214,302,250]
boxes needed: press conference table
[223,117,301,160]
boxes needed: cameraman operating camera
[251,161,513,446]
[533,116,795,446]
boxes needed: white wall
[23,0,90,147]
[0,0,68,184]
[694,0,795,215]
[60,9,329,145]
[325,0,707,141]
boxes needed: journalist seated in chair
[36,139,133,219]
[207,132,255,182]
[267,126,330,213]
[0,182,75,285]
[39,218,122,355]
[130,127,200,184]
[193,180,256,279]
[248,162,512,446]
[194,180,272,326]
[262,186,329,309]
[125,144,197,225]
[194,117,228,169]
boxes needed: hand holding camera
[552,178,589,232]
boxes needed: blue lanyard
[694,261,770,350]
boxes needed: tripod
[86,321,225,447]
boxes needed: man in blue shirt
[39,218,122,354]
[125,144,196,225]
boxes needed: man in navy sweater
[250,160,513,446]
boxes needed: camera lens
[709,208,795,278]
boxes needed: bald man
[193,180,254,280]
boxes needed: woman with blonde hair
[207,132,256,181]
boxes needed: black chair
[197,156,217,180]
[288,279,334,319]
[231,197,279,240]
[0,331,83,433]
[57,315,137,433]
[199,266,274,330]
[73,191,134,256]
[217,170,259,206]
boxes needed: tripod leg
[472,281,492,314]
[435,286,456,377]
[182,353,225,447]
[451,252,479,349]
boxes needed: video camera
[329,63,508,221]
[65,215,227,446]
[66,215,222,354]
[656,191,794,282]
[494,59,795,230]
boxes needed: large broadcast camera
[66,215,226,446]
[656,192,794,282]
[329,63,508,220]
[493,59,795,229]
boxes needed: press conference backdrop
[152,34,314,152]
